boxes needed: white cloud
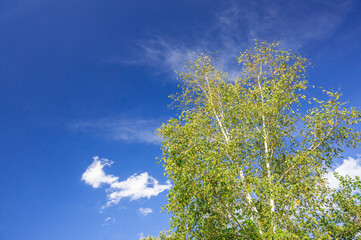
[139,208,153,216]
[82,156,171,207]
[81,156,118,188]
[326,156,361,189]
[107,172,171,206]
[71,118,161,144]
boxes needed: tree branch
[309,123,337,151]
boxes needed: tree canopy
[157,41,361,239]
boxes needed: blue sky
[1,0,361,239]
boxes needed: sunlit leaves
[158,41,361,239]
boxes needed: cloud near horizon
[82,156,171,207]
[326,156,361,189]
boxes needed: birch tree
[158,42,361,239]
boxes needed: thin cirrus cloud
[217,0,353,47]
[138,208,153,216]
[82,156,171,208]
[71,118,161,144]
[117,0,354,75]
[102,217,115,226]
[326,156,361,189]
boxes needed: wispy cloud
[135,38,195,73]
[117,0,353,74]
[102,216,115,226]
[236,0,354,48]
[124,34,239,75]
[71,118,161,144]
[215,0,354,48]
[82,156,171,208]
[326,156,361,189]
[138,207,153,216]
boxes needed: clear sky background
[1,0,361,239]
